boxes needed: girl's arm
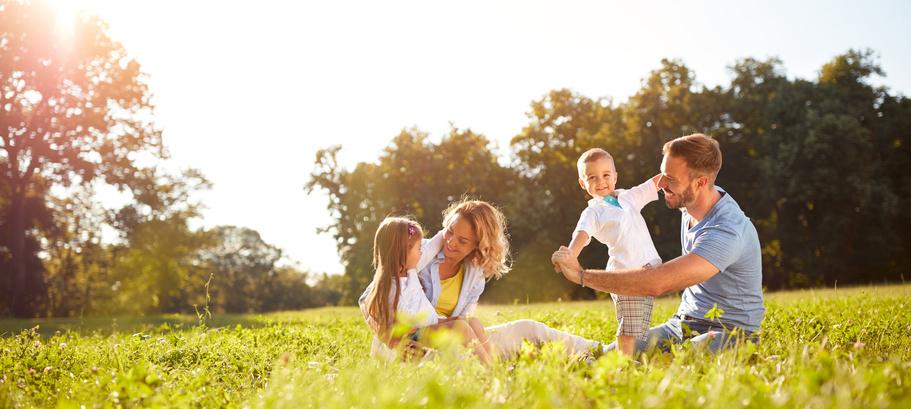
[416,230,445,272]
[357,281,374,322]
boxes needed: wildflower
[59,343,67,349]
[832,324,841,329]
[854,341,866,349]
[707,330,717,339]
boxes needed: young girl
[362,216,493,364]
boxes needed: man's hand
[552,245,584,284]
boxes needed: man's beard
[663,185,695,209]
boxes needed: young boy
[567,148,662,356]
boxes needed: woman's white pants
[484,319,602,357]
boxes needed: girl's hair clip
[407,222,417,236]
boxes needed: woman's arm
[457,272,485,318]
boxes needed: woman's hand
[388,335,430,362]
[402,340,429,361]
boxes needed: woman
[360,198,605,361]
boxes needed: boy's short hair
[662,133,722,183]
[577,148,615,178]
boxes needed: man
[552,133,764,353]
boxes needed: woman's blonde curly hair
[442,199,511,280]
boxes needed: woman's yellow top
[434,264,465,317]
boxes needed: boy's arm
[556,230,590,274]
[625,174,662,210]
[568,230,590,258]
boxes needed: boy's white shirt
[575,178,663,270]
[358,231,444,361]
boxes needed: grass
[2,284,910,408]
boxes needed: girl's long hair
[442,199,511,280]
[365,217,422,340]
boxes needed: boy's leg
[613,294,654,355]
[604,317,683,355]
[485,319,603,358]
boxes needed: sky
[44,0,911,275]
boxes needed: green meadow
[3,284,910,408]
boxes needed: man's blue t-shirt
[676,187,765,332]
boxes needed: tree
[1,0,164,316]
[307,126,514,304]
[201,225,282,313]
[507,89,623,301]
[42,184,114,317]
[108,168,211,315]
[725,50,904,287]
[620,59,721,261]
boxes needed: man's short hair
[662,133,722,182]
[577,148,615,178]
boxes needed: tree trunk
[8,190,28,317]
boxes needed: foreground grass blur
[2,284,910,408]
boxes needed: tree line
[3,0,909,317]
[308,52,911,306]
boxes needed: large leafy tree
[307,126,513,304]
[726,50,907,287]
[619,59,727,260]
[1,0,163,316]
[507,89,624,300]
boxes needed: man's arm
[551,246,719,297]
